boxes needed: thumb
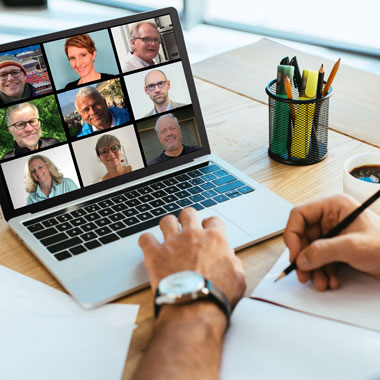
[296,235,355,271]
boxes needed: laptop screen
[0,7,210,221]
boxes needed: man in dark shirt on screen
[148,113,201,166]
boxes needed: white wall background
[124,61,191,120]
[1,144,80,209]
[72,125,145,186]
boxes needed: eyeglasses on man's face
[8,118,40,130]
[0,69,24,81]
[134,37,160,45]
[99,145,120,156]
[145,80,167,91]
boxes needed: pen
[284,75,295,120]
[316,64,324,99]
[289,56,302,93]
[322,58,341,97]
[280,56,290,65]
[275,188,380,282]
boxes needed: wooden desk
[0,39,379,379]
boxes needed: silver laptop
[0,7,292,308]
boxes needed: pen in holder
[266,79,333,165]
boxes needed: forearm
[133,302,228,380]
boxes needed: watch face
[159,271,204,296]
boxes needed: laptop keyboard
[23,162,254,262]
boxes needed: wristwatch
[154,270,231,320]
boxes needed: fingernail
[297,254,310,270]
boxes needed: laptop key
[176,181,192,190]
[95,226,112,236]
[71,216,87,226]
[152,190,167,198]
[150,182,165,190]
[189,178,204,185]
[84,204,101,213]
[42,218,58,227]
[66,227,83,237]
[84,240,101,250]
[191,203,204,211]
[174,190,192,199]
[81,222,98,232]
[124,190,140,199]
[123,208,138,217]
[48,237,82,254]
[112,195,126,203]
[81,232,97,241]
[201,173,217,181]
[40,232,67,246]
[163,203,180,212]
[187,169,203,178]
[98,207,114,217]
[111,203,128,212]
[200,182,215,190]
[202,190,218,198]
[109,221,126,231]
[199,164,220,174]
[136,204,152,212]
[126,199,141,207]
[175,173,191,181]
[57,214,73,223]
[124,216,140,226]
[177,198,192,207]
[99,233,120,245]
[188,186,203,195]
[139,194,154,202]
[226,190,242,198]
[34,226,58,240]
[201,199,217,208]
[150,207,167,217]
[95,217,111,227]
[70,209,87,218]
[150,199,165,208]
[215,180,245,194]
[163,178,178,186]
[109,213,124,222]
[137,212,154,222]
[189,194,205,203]
[165,185,180,194]
[137,186,153,195]
[56,222,73,232]
[163,194,178,203]
[213,170,229,178]
[213,194,229,203]
[54,251,72,261]
[213,174,237,186]
[28,223,45,233]
[98,200,114,208]
[70,245,87,255]
[238,185,255,194]
[84,212,101,222]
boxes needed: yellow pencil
[322,58,341,96]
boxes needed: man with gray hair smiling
[148,113,201,165]
[122,22,162,72]
[75,86,130,137]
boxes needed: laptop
[0,7,292,308]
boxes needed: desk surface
[0,39,379,379]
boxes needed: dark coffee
[350,165,380,184]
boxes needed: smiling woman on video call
[64,34,112,90]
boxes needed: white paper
[0,265,139,380]
[251,249,380,332]
[221,298,380,380]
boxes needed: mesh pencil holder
[266,79,333,165]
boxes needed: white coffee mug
[343,153,380,214]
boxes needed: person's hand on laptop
[284,194,380,291]
[135,207,246,380]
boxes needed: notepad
[0,265,139,380]
[220,249,380,380]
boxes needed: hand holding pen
[279,193,380,291]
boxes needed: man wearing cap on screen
[0,55,37,105]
